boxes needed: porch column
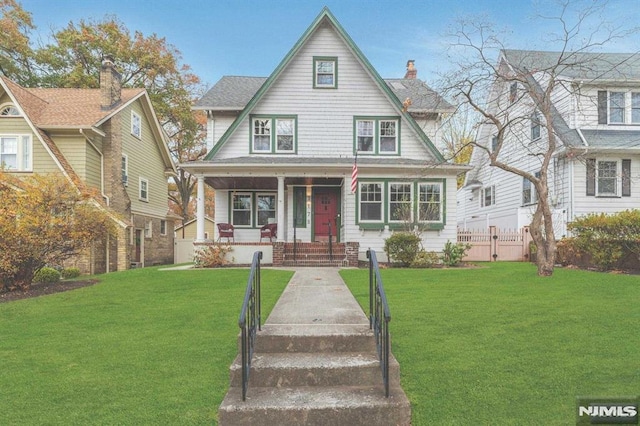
[195,175,206,242]
[277,176,285,241]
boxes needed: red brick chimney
[404,60,417,79]
[100,56,122,110]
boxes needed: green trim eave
[204,7,446,163]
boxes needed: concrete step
[254,324,376,353]
[218,385,411,426]
[229,352,401,388]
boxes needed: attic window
[0,104,20,116]
[314,57,337,89]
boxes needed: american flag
[351,155,358,194]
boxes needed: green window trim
[355,178,446,229]
[228,191,278,228]
[249,115,298,154]
[313,56,338,89]
[353,116,401,156]
[293,186,307,228]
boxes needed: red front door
[314,188,339,242]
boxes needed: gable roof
[0,76,176,176]
[201,7,447,162]
[196,76,453,114]
[502,50,640,82]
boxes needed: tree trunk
[530,197,557,276]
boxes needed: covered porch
[183,158,361,245]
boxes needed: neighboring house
[182,7,466,263]
[175,216,215,240]
[0,58,177,273]
[173,216,215,264]
[458,49,640,238]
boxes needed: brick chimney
[100,56,122,110]
[404,60,417,79]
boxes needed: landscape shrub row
[559,210,640,271]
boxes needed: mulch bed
[0,279,99,303]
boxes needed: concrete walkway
[218,267,412,425]
[265,268,369,326]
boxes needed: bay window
[257,194,276,226]
[232,193,252,226]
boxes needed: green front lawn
[2,263,638,425]
[340,263,640,425]
[0,266,293,425]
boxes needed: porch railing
[238,251,262,401]
[366,249,391,398]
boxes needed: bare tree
[442,0,639,276]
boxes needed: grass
[340,263,640,425]
[0,266,293,425]
[2,263,638,425]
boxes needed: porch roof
[180,156,470,176]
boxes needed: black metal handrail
[238,251,262,401]
[366,249,391,398]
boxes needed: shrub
[441,240,472,267]
[32,267,61,284]
[193,245,233,268]
[568,210,640,271]
[410,250,441,268]
[384,232,422,267]
[61,267,81,279]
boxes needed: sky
[18,0,640,91]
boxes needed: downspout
[80,129,110,273]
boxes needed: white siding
[215,25,438,162]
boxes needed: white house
[181,7,466,265]
[458,49,640,238]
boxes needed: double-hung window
[389,183,412,222]
[359,182,383,222]
[231,192,277,227]
[632,93,640,123]
[354,117,400,155]
[131,111,141,138]
[251,116,296,153]
[598,91,640,124]
[597,160,618,196]
[586,158,632,197]
[418,183,442,222]
[139,177,149,202]
[257,194,276,226]
[357,180,445,229]
[121,154,129,186]
[531,111,541,140]
[0,135,31,171]
[313,57,337,88]
[232,193,252,226]
[481,185,495,207]
[609,92,625,123]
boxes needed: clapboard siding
[216,25,437,161]
[121,101,169,218]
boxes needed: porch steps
[281,242,349,267]
[219,325,410,425]
[218,269,411,425]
